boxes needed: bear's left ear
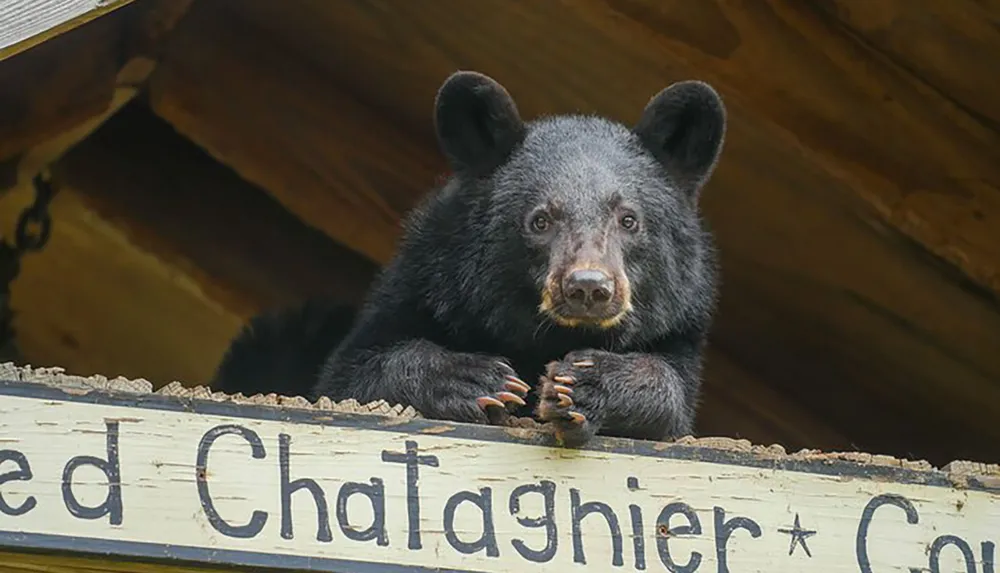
[633,80,727,198]
[434,71,526,175]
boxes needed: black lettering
[61,421,123,525]
[713,506,761,573]
[381,439,439,550]
[509,480,558,563]
[443,487,499,557]
[928,535,976,573]
[570,487,624,567]
[656,502,702,573]
[626,477,646,571]
[279,433,332,542]
[196,424,268,538]
[0,450,35,516]
[983,541,996,573]
[336,478,388,546]
[855,494,919,573]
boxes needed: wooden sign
[0,374,998,572]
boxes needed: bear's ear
[434,71,526,174]
[632,80,727,198]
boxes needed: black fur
[213,300,356,399]
[314,71,727,447]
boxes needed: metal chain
[15,172,56,253]
[0,171,58,362]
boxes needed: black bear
[307,70,728,447]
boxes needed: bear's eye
[530,214,551,233]
[619,214,638,231]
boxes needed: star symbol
[778,513,817,557]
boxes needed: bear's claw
[476,370,529,418]
[496,391,526,406]
[553,384,573,395]
[476,396,505,410]
[504,376,531,394]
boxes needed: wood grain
[0,0,134,61]
[0,378,996,572]
[812,0,1000,130]
[146,0,1000,466]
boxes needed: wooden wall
[1,0,998,467]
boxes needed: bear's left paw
[536,350,617,447]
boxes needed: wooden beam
[55,100,379,315]
[0,0,134,61]
[146,0,1000,467]
[0,366,997,572]
[147,3,445,264]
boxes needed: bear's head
[433,71,726,345]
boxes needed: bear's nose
[563,269,615,310]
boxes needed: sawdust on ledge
[1,362,997,485]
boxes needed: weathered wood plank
[147,0,1000,466]
[0,0,134,61]
[0,368,996,573]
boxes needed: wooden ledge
[0,363,997,572]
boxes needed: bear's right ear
[633,80,727,199]
[434,71,526,174]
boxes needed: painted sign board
[0,378,997,572]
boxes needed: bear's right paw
[429,358,530,426]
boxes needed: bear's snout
[537,261,631,330]
[563,269,615,312]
